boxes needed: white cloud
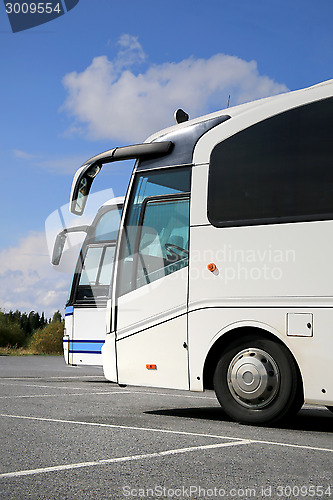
[36,154,91,175]
[0,232,71,317]
[12,148,92,175]
[62,35,288,143]
[115,34,146,69]
[13,149,36,160]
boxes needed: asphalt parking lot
[0,356,332,500]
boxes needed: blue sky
[1,0,333,315]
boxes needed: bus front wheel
[213,336,303,425]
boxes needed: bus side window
[79,247,104,287]
[208,96,333,227]
[117,167,191,296]
[94,208,122,242]
[98,246,116,285]
[136,195,190,289]
[75,245,115,304]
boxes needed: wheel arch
[202,324,303,396]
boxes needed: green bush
[0,316,26,347]
[29,321,64,354]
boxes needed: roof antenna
[227,95,231,108]
[174,108,189,124]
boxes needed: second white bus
[53,197,123,366]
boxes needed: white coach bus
[68,80,333,424]
[53,197,123,366]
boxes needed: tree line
[0,309,63,349]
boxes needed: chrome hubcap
[227,348,280,408]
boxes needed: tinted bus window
[208,97,333,227]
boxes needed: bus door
[114,168,191,390]
[66,204,122,366]
[69,243,116,365]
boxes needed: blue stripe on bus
[65,306,74,316]
[68,350,103,354]
[63,339,105,343]
[64,340,105,354]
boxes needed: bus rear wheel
[213,336,303,425]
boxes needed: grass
[0,346,62,356]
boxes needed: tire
[326,406,333,414]
[213,335,303,425]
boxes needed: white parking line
[0,382,217,399]
[0,376,104,380]
[250,439,333,453]
[0,413,237,440]
[0,440,251,478]
[1,413,333,454]
[0,391,130,399]
[0,390,214,400]
[0,382,106,391]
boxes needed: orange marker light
[207,263,217,272]
[146,364,157,370]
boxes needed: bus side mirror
[51,225,90,265]
[70,163,101,215]
[52,232,67,266]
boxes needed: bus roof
[145,78,333,143]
